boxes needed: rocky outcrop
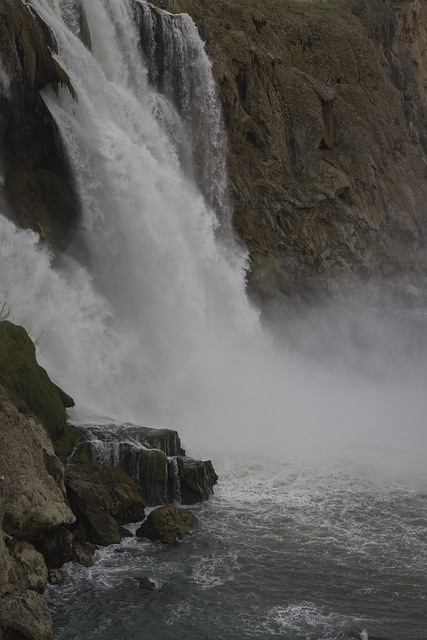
[0,397,74,640]
[177,457,219,505]
[136,503,197,544]
[147,0,427,303]
[0,398,74,539]
[70,422,218,506]
[65,464,145,546]
[0,322,215,637]
[0,0,80,250]
[0,589,54,640]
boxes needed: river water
[47,455,426,640]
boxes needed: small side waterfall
[137,1,230,225]
[71,421,217,505]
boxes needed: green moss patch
[0,320,77,456]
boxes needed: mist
[1,0,426,487]
[170,295,427,482]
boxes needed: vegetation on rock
[136,503,198,544]
[65,464,145,546]
[0,320,76,456]
[177,457,218,504]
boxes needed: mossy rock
[177,457,218,505]
[136,504,197,544]
[69,441,93,465]
[65,464,145,546]
[0,320,76,456]
[88,465,146,525]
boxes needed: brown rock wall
[152,0,427,301]
[0,398,75,541]
[0,400,69,640]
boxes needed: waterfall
[1,0,426,471]
[138,1,230,225]
[0,0,260,428]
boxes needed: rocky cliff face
[0,399,74,640]
[2,0,427,302]
[149,0,427,302]
[0,0,80,251]
[0,321,217,639]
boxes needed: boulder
[47,569,63,585]
[136,504,197,544]
[0,589,53,640]
[136,576,157,592]
[0,398,75,539]
[177,457,218,504]
[9,541,48,593]
[65,464,145,546]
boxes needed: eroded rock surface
[65,464,145,546]
[147,0,427,302]
[0,589,54,640]
[0,399,74,539]
[0,397,73,640]
[70,422,218,506]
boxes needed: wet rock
[47,569,63,585]
[0,397,75,540]
[0,0,81,255]
[177,456,218,504]
[136,504,197,544]
[65,464,145,546]
[9,542,48,593]
[72,541,95,567]
[136,576,157,591]
[0,589,53,640]
[35,526,74,570]
[138,448,169,505]
[71,422,217,506]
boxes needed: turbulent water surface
[0,0,426,638]
[47,457,427,640]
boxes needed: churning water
[47,458,427,640]
[0,0,426,638]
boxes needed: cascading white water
[1,0,426,473]
[1,0,260,423]
[139,1,230,223]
